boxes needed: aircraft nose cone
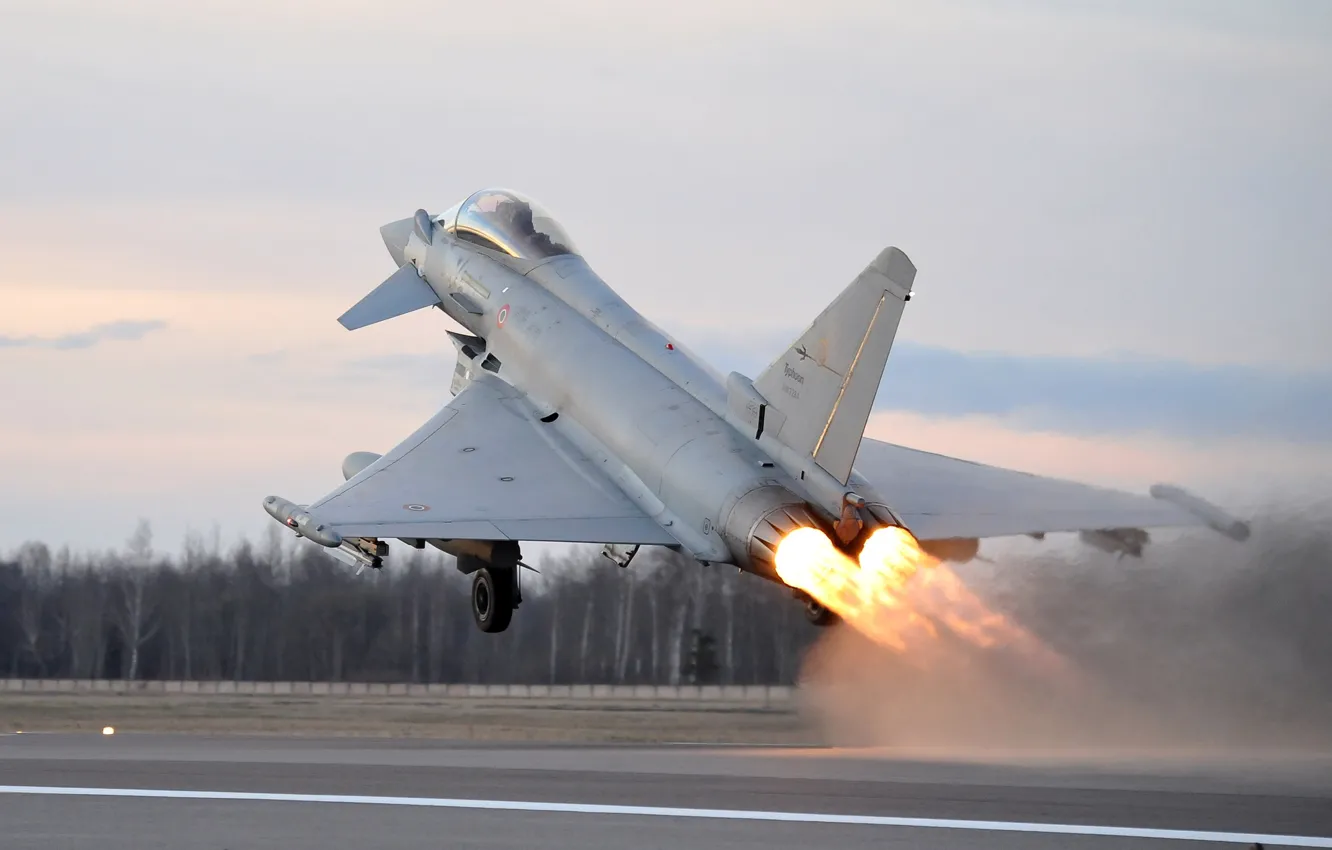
[380,217,415,266]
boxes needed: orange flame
[776,526,1050,663]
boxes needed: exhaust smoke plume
[790,506,1332,752]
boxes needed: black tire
[472,567,515,633]
[803,597,839,627]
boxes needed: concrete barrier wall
[0,679,794,704]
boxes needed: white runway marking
[2,785,1330,847]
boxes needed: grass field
[0,692,814,744]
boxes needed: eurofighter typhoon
[264,188,1248,633]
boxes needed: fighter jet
[264,188,1249,633]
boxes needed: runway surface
[3,734,1331,849]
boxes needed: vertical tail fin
[753,246,916,484]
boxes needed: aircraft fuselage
[402,230,879,577]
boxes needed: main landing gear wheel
[472,567,515,633]
[803,596,839,627]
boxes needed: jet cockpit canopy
[435,188,579,260]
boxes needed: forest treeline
[5,503,1327,714]
[0,522,821,684]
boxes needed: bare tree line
[0,522,820,684]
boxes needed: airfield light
[102,726,115,736]
[775,526,1047,662]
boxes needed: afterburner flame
[776,526,1046,661]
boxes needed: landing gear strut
[471,566,518,633]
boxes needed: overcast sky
[1,0,1329,553]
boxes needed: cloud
[877,343,1332,444]
[690,332,1332,444]
[862,409,1332,500]
[0,319,167,351]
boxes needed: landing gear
[795,591,839,627]
[446,543,524,634]
[471,566,517,633]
